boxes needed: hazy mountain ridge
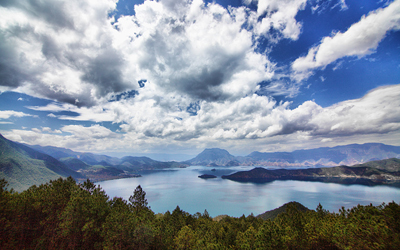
[186,143,400,167]
[3,133,400,191]
[26,144,187,170]
[25,142,400,168]
[26,144,121,166]
[1,135,187,191]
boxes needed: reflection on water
[97,166,400,217]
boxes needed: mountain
[240,143,400,167]
[26,144,120,166]
[119,156,186,171]
[185,148,239,166]
[256,201,310,220]
[0,134,83,192]
[25,144,187,171]
[59,157,91,171]
[352,158,400,172]
[222,158,400,186]
[184,144,400,167]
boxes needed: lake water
[97,166,400,217]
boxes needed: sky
[0,0,399,159]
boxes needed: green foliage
[129,185,149,212]
[1,178,400,249]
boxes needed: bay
[97,166,400,217]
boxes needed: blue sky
[0,0,399,158]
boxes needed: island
[198,174,217,179]
[221,158,400,186]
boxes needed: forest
[1,177,400,249]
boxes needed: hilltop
[184,148,239,166]
[256,201,310,220]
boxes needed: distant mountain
[1,135,191,191]
[185,144,400,167]
[185,148,239,166]
[26,144,120,166]
[222,158,400,186]
[0,134,83,191]
[119,156,186,171]
[59,157,91,171]
[241,143,400,167]
[25,144,187,170]
[257,201,310,220]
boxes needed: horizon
[0,0,399,156]
[3,132,397,162]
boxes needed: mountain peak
[186,148,237,166]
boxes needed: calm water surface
[97,166,400,217]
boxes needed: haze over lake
[98,166,400,217]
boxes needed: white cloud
[248,0,307,40]
[61,124,119,139]
[292,0,400,77]
[308,84,400,136]
[332,0,348,11]
[2,124,122,152]
[0,110,32,119]
[28,103,115,122]
[113,0,274,102]
[0,0,122,106]
[3,84,399,154]
[41,127,62,134]
[0,0,313,107]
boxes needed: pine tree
[129,185,149,213]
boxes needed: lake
[97,166,400,217]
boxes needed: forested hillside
[0,134,83,191]
[1,178,399,249]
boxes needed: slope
[0,134,82,192]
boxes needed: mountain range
[0,134,83,191]
[1,132,400,191]
[190,144,400,167]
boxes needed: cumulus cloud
[114,0,274,102]
[292,0,400,78]
[0,0,124,106]
[0,0,313,107]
